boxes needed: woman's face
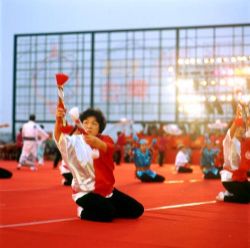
[82,116,100,136]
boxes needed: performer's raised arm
[229,104,244,139]
[54,103,66,142]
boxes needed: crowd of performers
[1,106,250,220]
[0,74,249,222]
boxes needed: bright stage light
[183,103,204,116]
[227,78,235,86]
[219,79,226,85]
[120,117,127,123]
[231,57,237,63]
[241,94,250,104]
[223,57,229,63]
[209,95,217,102]
[168,66,174,72]
[216,57,222,63]
[178,95,205,104]
[204,58,209,64]
[226,95,233,101]
[196,58,202,64]
[178,59,184,65]
[178,106,184,112]
[176,79,194,89]
[190,58,196,64]
[200,80,207,86]
[243,67,250,75]
[210,58,215,64]
[220,95,226,101]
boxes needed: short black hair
[29,114,36,121]
[79,108,106,133]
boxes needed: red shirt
[157,136,167,151]
[16,132,23,147]
[93,135,115,197]
[240,137,250,171]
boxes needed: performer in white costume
[17,114,49,171]
[175,144,193,173]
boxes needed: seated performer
[54,105,144,222]
[200,141,220,179]
[132,138,165,183]
[175,144,193,173]
[216,107,250,203]
[0,123,12,179]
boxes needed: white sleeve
[175,151,188,167]
[53,132,71,165]
[230,139,241,170]
[222,130,231,167]
[223,129,241,170]
[36,125,49,141]
[59,160,71,174]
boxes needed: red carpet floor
[0,161,249,248]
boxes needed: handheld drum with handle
[55,73,75,134]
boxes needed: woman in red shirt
[54,107,144,222]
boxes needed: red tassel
[234,118,244,127]
[56,73,69,87]
[60,125,75,134]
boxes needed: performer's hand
[84,134,107,152]
[236,104,242,118]
[84,134,99,147]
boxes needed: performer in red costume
[216,105,250,203]
[54,74,144,222]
